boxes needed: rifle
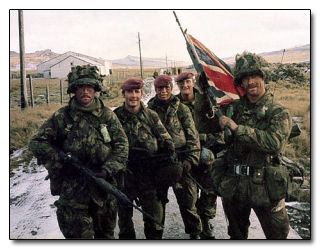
[58,150,164,228]
[173,11,233,145]
[129,148,208,194]
[128,148,201,162]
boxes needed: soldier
[114,78,175,239]
[175,71,218,239]
[147,74,202,239]
[213,52,292,239]
[29,65,129,239]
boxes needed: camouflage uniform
[29,65,129,239]
[29,97,129,239]
[176,89,219,238]
[148,94,202,236]
[211,52,292,239]
[114,102,175,239]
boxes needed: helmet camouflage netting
[232,51,271,86]
[67,65,103,94]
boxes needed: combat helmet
[67,65,103,94]
[233,51,271,86]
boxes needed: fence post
[29,76,34,107]
[60,80,63,105]
[46,84,50,104]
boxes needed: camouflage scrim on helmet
[233,51,271,86]
[67,65,104,93]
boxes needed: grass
[267,81,310,170]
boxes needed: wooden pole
[60,80,63,104]
[46,85,50,104]
[138,32,143,79]
[29,76,34,107]
[18,10,28,109]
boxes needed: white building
[37,51,111,79]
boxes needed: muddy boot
[201,220,215,239]
[190,234,201,239]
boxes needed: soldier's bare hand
[219,116,238,131]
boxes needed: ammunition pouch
[211,157,238,199]
[265,165,290,202]
[47,168,66,196]
[115,170,126,191]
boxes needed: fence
[9,69,164,109]
[10,77,70,109]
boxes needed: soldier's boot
[144,228,163,239]
[190,234,201,239]
[200,220,215,239]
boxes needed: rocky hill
[10,44,310,71]
[10,49,59,71]
[109,55,190,69]
[223,44,310,65]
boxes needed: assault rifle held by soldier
[129,148,208,195]
[58,150,165,228]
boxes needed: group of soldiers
[29,52,293,240]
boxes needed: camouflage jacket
[29,97,129,175]
[175,89,197,119]
[147,95,200,167]
[177,89,222,144]
[225,91,292,167]
[113,102,174,161]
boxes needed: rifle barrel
[59,150,164,228]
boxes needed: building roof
[37,51,105,68]
[50,55,102,68]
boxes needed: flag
[186,34,244,105]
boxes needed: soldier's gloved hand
[183,160,192,174]
[96,167,113,180]
[165,141,175,154]
[59,152,75,165]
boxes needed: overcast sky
[9,9,310,63]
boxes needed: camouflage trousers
[117,188,164,239]
[55,195,117,239]
[195,176,217,222]
[171,174,202,235]
[222,198,289,239]
[194,160,217,222]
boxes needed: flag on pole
[186,34,244,105]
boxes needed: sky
[9,9,310,64]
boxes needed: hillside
[109,55,190,69]
[10,44,310,71]
[10,49,59,71]
[223,44,310,65]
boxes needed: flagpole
[173,11,233,144]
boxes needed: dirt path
[9,154,300,240]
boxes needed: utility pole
[280,49,286,64]
[166,54,168,72]
[138,32,143,79]
[19,10,28,109]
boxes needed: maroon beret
[154,74,173,88]
[120,78,144,91]
[175,71,194,82]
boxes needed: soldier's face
[123,89,143,109]
[75,85,96,107]
[177,79,194,95]
[241,75,265,102]
[155,85,172,101]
